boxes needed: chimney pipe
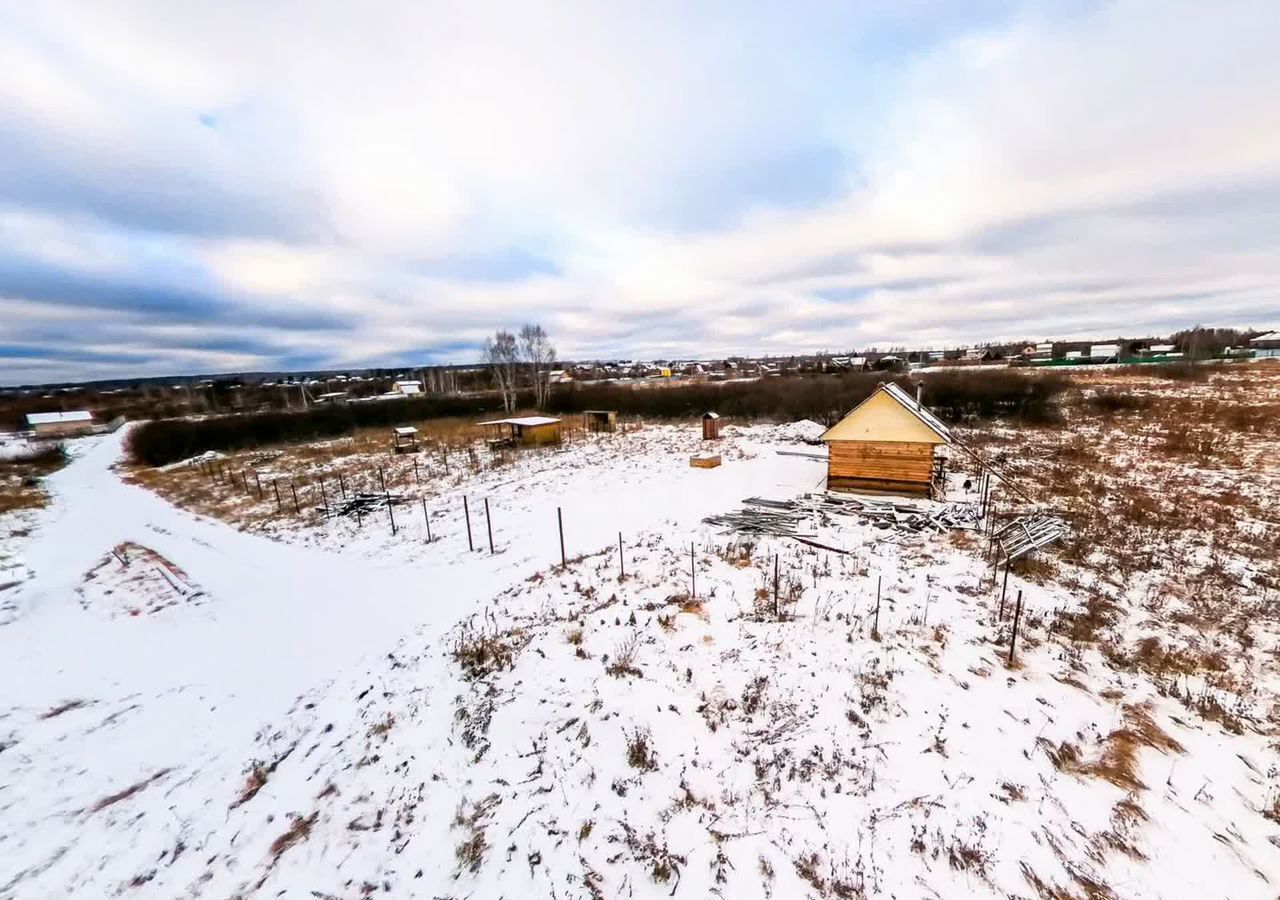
[916,383,923,406]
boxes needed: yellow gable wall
[821,390,948,444]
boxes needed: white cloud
[1,0,1279,381]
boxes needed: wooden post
[773,553,779,618]
[338,473,347,499]
[484,498,494,553]
[690,543,696,599]
[290,483,300,515]
[557,507,566,568]
[273,479,282,512]
[1008,590,1024,666]
[253,470,263,499]
[241,471,250,493]
[999,553,1011,619]
[873,575,882,638]
[464,497,474,551]
[618,532,625,579]
[422,499,432,542]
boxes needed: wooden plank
[827,439,936,491]
[827,475,932,496]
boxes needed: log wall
[826,440,936,495]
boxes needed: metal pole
[773,553,779,618]
[484,498,494,553]
[874,575,882,638]
[557,507,566,568]
[999,553,1011,619]
[253,470,262,499]
[618,532,625,579]
[273,479,282,512]
[338,473,347,499]
[290,483,300,514]
[413,458,420,485]
[378,466,387,493]
[1008,590,1024,666]
[387,494,397,536]
[423,499,432,542]
[464,497,474,551]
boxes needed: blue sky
[0,0,1278,383]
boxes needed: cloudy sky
[1,0,1278,383]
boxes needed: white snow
[0,418,1277,898]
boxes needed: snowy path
[0,427,819,897]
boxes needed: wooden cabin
[478,416,563,448]
[583,410,618,433]
[702,412,721,440]
[820,383,951,497]
[26,410,95,437]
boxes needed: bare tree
[519,323,557,409]
[484,329,520,413]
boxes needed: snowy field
[2,392,1280,898]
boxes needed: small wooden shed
[583,410,618,433]
[26,410,95,437]
[392,425,419,453]
[820,383,951,497]
[478,416,563,448]
[702,411,721,440]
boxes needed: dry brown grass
[269,812,318,859]
[0,442,68,513]
[88,768,172,814]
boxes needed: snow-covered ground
[2,413,1279,898]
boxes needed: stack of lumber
[330,492,409,518]
[704,493,982,540]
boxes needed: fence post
[413,458,420,485]
[1008,590,1024,666]
[557,507,566,568]
[378,466,387,494]
[873,575,882,639]
[483,498,494,553]
[690,543,696,599]
[464,496,474,551]
[320,477,329,518]
[290,483,301,514]
[241,471,250,493]
[618,532,625,579]
[998,553,1011,619]
[253,470,263,499]
[273,479,282,512]
[774,553,780,618]
[422,499,432,542]
[387,493,397,536]
[338,473,347,499]
[355,504,362,529]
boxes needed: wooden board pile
[329,491,411,518]
[995,514,1069,560]
[704,492,982,540]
